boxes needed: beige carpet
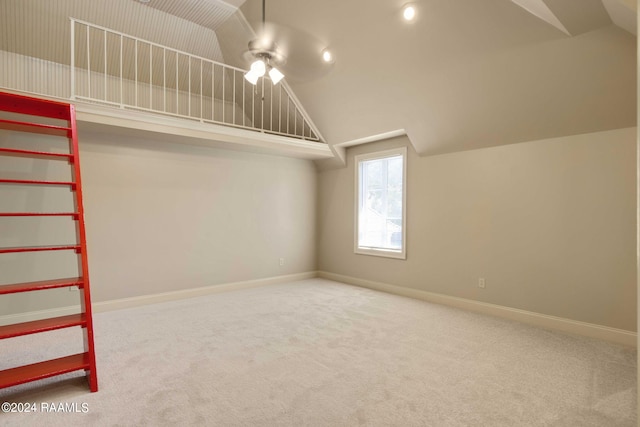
[0,279,636,426]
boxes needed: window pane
[358,153,403,252]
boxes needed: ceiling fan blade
[252,22,334,83]
[238,0,334,84]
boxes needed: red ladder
[0,91,98,392]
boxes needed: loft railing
[69,18,321,142]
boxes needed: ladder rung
[0,179,76,187]
[0,92,71,120]
[0,314,86,339]
[0,212,79,219]
[0,353,90,389]
[0,277,84,295]
[0,147,73,161]
[0,245,81,254]
[0,119,72,137]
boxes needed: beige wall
[1,120,636,332]
[0,129,317,316]
[318,128,637,331]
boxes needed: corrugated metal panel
[143,0,239,31]
[0,0,232,67]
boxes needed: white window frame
[354,147,407,259]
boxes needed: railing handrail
[69,18,322,142]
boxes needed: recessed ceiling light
[322,49,334,63]
[403,4,416,21]
[138,0,151,3]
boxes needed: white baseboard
[318,271,637,348]
[93,271,317,313]
[0,272,317,326]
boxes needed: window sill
[355,247,406,260]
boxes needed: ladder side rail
[68,103,99,392]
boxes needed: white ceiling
[223,0,637,159]
[1,0,636,159]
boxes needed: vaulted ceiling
[222,0,636,160]
[1,0,636,161]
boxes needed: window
[355,147,406,259]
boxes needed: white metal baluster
[103,29,107,101]
[86,25,91,99]
[287,95,290,136]
[270,80,273,131]
[261,78,265,132]
[134,40,138,107]
[233,70,236,125]
[242,73,245,127]
[70,20,75,100]
[278,84,282,134]
[200,59,203,121]
[149,43,153,109]
[176,53,179,114]
[212,63,215,121]
[163,48,166,112]
[188,56,191,117]
[222,67,225,123]
[252,77,255,129]
[119,35,123,107]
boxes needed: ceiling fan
[243,0,286,85]
[242,0,333,85]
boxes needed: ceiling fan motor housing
[248,39,286,66]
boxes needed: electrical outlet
[478,278,486,289]
[279,258,285,266]
[68,286,79,292]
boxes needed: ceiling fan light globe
[269,67,285,84]
[250,59,266,76]
[244,70,260,85]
